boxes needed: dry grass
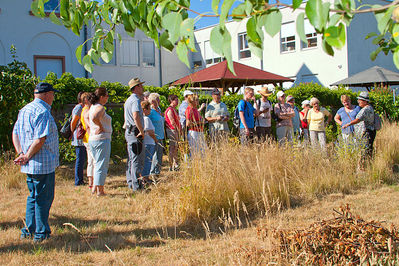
[0,122,399,264]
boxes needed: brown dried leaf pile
[258,205,399,264]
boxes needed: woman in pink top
[165,94,181,171]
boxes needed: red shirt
[165,106,181,130]
[185,106,204,132]
[300,110,308,129]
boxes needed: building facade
[191,0,396,88]
[0,0,86,79]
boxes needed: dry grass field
[1,122,399,265]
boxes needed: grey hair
[148,92,160,103]
[310,97,320,106]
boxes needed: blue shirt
[13,98,59,174]
[178,100,189,128]
[148,108,165,140]
[292,106,301,133]
[71,104,84,146]
[238,100,256,129]
[337,105,361,134]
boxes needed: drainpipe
[83,25,89,78]
[158,33,163,86]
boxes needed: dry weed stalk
[258,204,399,264]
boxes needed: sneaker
[20,228,32,240]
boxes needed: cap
[183,90,194,97]
[34,82,59,94]
[211,88,221,95]
[276,90,285,98]
[357,91,370,102]
[286,95,294,102]
[301,100,311,106]
[128,78,145,89]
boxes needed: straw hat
[128,78,145,89]
[258,87,273,97]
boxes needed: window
[142,41,155,67]
[301,20,317,49]
[204,40,221,65]
[121,39,139,66]
[44,0,60,12]
[238,33,251,59]
[34,55,65,79]
[281,22,296,52]
[192,42,203,69]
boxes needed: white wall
[91,26,191,87]
[0,0,85,78]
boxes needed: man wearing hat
[124,78,146,191]
[12,82,59,242]
[254,87,273,142]
[205,88,230,140]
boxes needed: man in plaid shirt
[12,82,59,243]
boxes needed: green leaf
[104,33,114,53]
[88,49,100,65]
[306,0,329,32]
[212,0,220,15]
[365,32,378,40]
[180,18,195,38]
[210,26,224,56]
[60,0,70,20]
[375,5,394,34]
[221,29,234,75]
[329,14,341,26]
[31,0,41,17]
[37,0,46,17]
[322,39,334,56]
[220,0,235,27]
[100,49,113,63]
[176,41,190,67]
[324,23,346,49]
[393,24,399,43]
[370,47,382,61]
[245,1,253,16]
[231,3,246,21]
[162,12,183,44]
[393,49,399,70]
[49,12,62,25]
[71,23,80,36]
[159,31,174,51]
[248,40,263,59]
[75,44,83,64]
[117,33,122,45]
[296,13,307,43]
[293,0,303,10]
[82,55,93,73]
[246,17,261,45]
[261,10,282,37]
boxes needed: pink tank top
[165,106,181,130]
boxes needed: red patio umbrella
[172,60,293,94]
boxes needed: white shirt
[254,99,272,127]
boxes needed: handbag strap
[344,108,353,122]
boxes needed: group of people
[11,79,379,243]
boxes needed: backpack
[374,112,382,131]
[233,100,247,128]
[60,115,72,139]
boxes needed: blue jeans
[89,139,111,186]
[22,172,55,240]
[143,144,155,177]
[126,140,145,191]
[150,141,163,175]
[74,145,87,185]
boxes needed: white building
[90,26,191,86]
[191,0,396,88]
[0,0,86,79]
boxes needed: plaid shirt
[13,98,59,174]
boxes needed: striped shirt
[13,98,59,174]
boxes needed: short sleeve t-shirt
[355,105,375,135]
[205,101,230,133]
[71,104,83,146]
[307,107,331,131]
[124,93,143,143]
[337,105,361,134]
[254,99,271,128]
[143,116,156,145]
[148,108,165,140]
[238,100,255,129]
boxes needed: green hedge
[2,61,398,162]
